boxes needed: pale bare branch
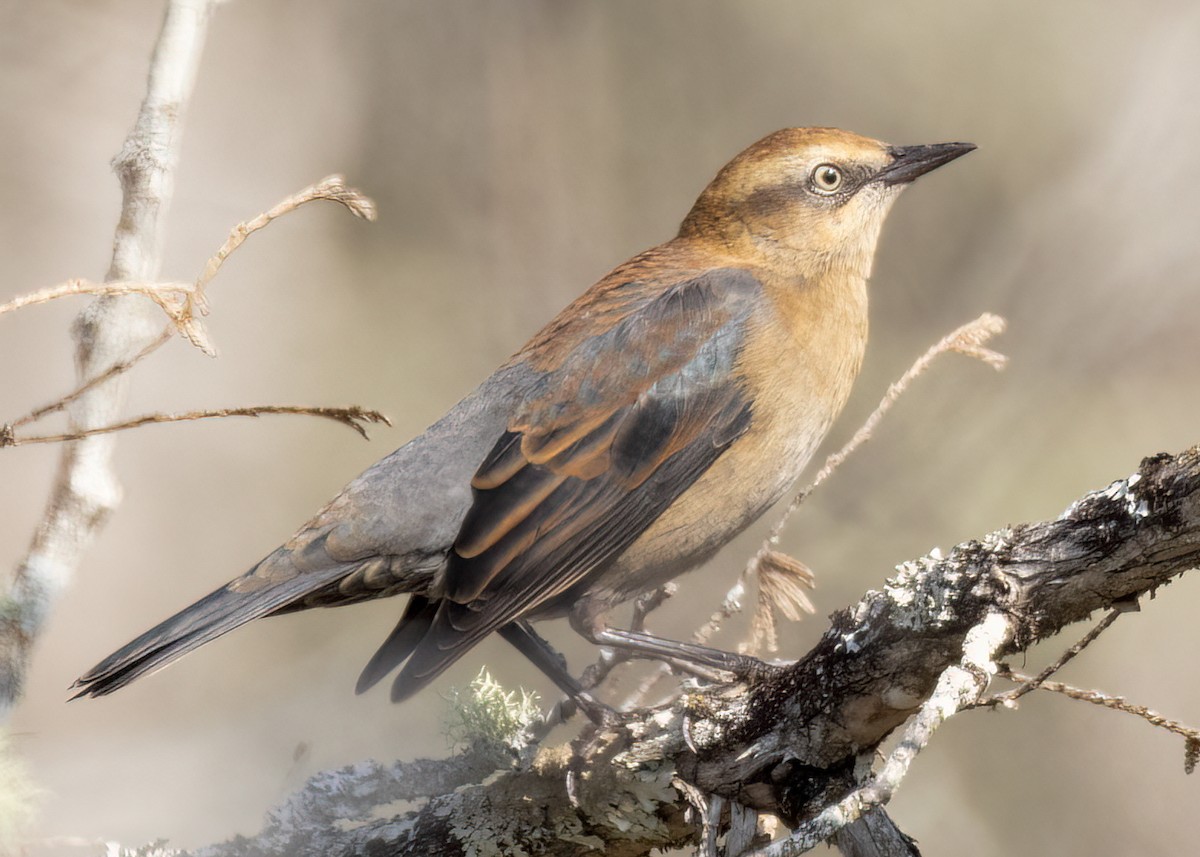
[0,0,217,717]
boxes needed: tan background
[3,1,1200,853]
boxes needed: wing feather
[391,267,763,698]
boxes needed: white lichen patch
[980,527,1014,552]
[839,627,865,654]
[881,554,962,630]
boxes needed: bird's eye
[810,164,844,194]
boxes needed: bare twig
[1,405,390,448]
[9,330,174,431]
[6,175,377,434]
[194,174,376,296]
[0,278,194,318]
[2,180,376,361]
[975,609,1121,708]
[997,667,1200,773]
[755,313,1007,563]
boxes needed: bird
[73,128,974,719]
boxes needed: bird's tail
[71,539,351,699]
[353,594,438,695]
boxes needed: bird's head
[679,127,975,278]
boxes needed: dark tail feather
[71,552,349,699]
[389,600,498,703]
[355,595,437,694]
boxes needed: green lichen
[442,668,543,751]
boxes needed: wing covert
[391,267,764,695]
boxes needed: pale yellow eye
[810,163,844,194]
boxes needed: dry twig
[8,331,173,431]
[194,174,376,296]
[4,177,377,430]
[608,313,1009,711]
[754,313,1007,566]
[739,313,1007,654]
[997,666,1200,774]
[975,608,1122,709]
[1,406,389,448]
[0,279,193,318]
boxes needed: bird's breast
[576,272,869,608]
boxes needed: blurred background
[3,0,1199,854]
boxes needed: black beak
[875,141,976,186]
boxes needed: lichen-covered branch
[185,445,1200,856]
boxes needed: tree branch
[184,444,1200,856]
[0,0,217,718]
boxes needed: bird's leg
[591,627,782,683]
[497,621,621,728]
[571,604,783,684]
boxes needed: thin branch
[974,609,1121,708]
[0,278,194,318]
[5,177,378,431]
[997,667,1200,773]
[2,405,390,448]
[8,330,174,430]
[194,174,376,296]
[756,312,1007,561]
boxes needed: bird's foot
[561,691,625,730]
[725,653,787,685]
